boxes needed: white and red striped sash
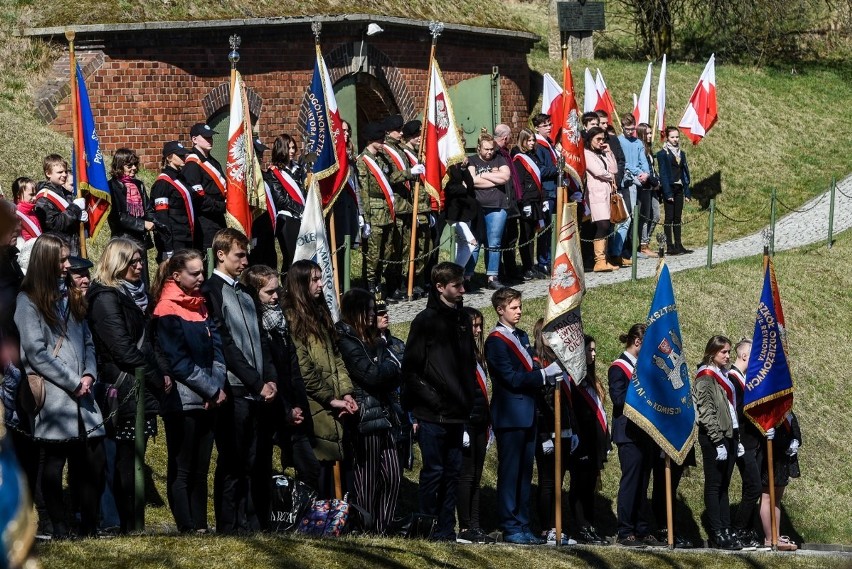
[361,154,396,221]
[156,174,195,236]
[536,134,559,164]
[16,209,41,239]
[269,166,305,206]
[263,180,278,230]
[609,356,634,380]
[488,325,534,372]
[696,365,736,409]
[727,366,746,392]
[185,154,226,196]
[36,188,70,212]
[513,153,543,193]
[575,381,608,434]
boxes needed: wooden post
[65,29,87,259]
[665,455,674,549]
[407,22,443,300]
[554,380,563,546]
[333,460,343,500]
[767,436,777,550]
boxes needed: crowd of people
[0,112,801,550]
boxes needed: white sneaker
[545,528,577,545]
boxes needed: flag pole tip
[65,29,75,41]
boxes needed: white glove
[362,223,372,239]
[786,439,799,456]
[358,215,365,228]
[569,433,579,454]
[73,197,86,210]
[523,205,532,217]
[543,362,562,378]
[410,164,425,176]
[428,213,436,228]
[79,209,89,223]
[542,201,550,213]
[164,251,174,260]
[462,430,470,448]
[716,444,728,461]
[737,443,745,457]
[766,428,775,440]
[542,439,554,455]
[570,191,584,203]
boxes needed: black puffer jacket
[86,282,164,420]
[336,321,401,434]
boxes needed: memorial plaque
[557,1,606,32]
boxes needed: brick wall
[39,25,533,169]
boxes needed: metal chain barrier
[776,192,827,213]
[714,205,768,224]
[834,183,852,200]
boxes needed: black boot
[673,225,693,254]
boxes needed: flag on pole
[72,63,110,239]
[633,62,652,125]
[423,58,466,210]
[225,72,266,240]
[294,178,340,322]
[558,61,585,192]
[744,258,793,433]
[654,54,667,139]
[625,262,697,464]
[542,202,586,384]
[305,46,348,212]
[679,54,717,145]
[594,69,618,127]
[0,418,36,569]
[542,72,563,144]
[583,68,597,113]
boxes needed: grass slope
[34,230,852,569]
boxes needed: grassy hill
[35,216,852,567]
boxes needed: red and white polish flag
[633,62,652,125]
[679,54,718,145]
[655,54,667,139]
[542,72,564,144]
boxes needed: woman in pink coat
[584,127,618,272]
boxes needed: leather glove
[462,430,470,449]
[362,223,372,239]
[523,205,532,217]
[766,428,775,440]
[786,439,799,456]
[716,444,728,461]
[569,433,579,454]
[358,215,364,228]
[542,439,555,455]
[410,164,425,176]
[73,197,86,210]
[737,443,745,457]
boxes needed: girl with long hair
[635,123,661,258]
[267,135,306,273]
[511,128,546,281]
[87,237,165,533]
[656,126,692,255]
[336,288,402,534]
[693,335,742,549]
[153,248,226,533]
[283,259,358,498]
[15,233,105,538]
[568,335,610,545]
[456,306,494,543]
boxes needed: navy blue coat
[485,326,543,430]
[656,148,691,200]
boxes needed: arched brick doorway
[334,72,400,151]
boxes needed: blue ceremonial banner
[744,258,793,433]
[73,63,111,238]
[1,426,36,568]
[624,263,697,464]
[305,48,346,210]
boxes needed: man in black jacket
[402,261,476,541]
[203,228,277,534]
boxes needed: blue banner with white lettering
[744,258,793,433]
[624,263,697,465]
[73,63,111,238]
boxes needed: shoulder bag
[17,334,65,415]
[609,189,629,224]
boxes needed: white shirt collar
[213,269,236,287]
[622,351,637,365]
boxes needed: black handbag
[269,474,317,532]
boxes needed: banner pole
[65,29,87,259]
[329,210,341,301]
[343,234,351,293]
[665,455,674,549]
[407,22,442,300]
[767,436,777,550]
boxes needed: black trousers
[518,216,540,272]
[280,430,321,492]
[698,433,736,533]
[457,424,488,530]
[500,217,520,279]
[616,438,654,539]
[568,464,599,531]
[418,421,464,539]
[664,189,685,248]
[163,411,215,532]
[276,217,301,275]
[734,443,762,531]
[651,453,687,530]
[252,401,277,531]
[114,435,150,533]
[214,393,260,534]
[41,437,105,537]
[535,437,570,532]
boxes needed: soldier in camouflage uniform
[358,122,401,300]
[382,115,427,301]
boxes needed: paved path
[388,176,852,324]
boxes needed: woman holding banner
[692,335,743,550]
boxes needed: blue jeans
[470,208,508,277]
[609,184,638,257]
[418,421,464,538]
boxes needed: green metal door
[334,77,358,147]
[207,110,230,169]
[448,69,500,151]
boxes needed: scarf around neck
[120,279,149,313]
[663,142,682,164]
[121,175,145,218]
